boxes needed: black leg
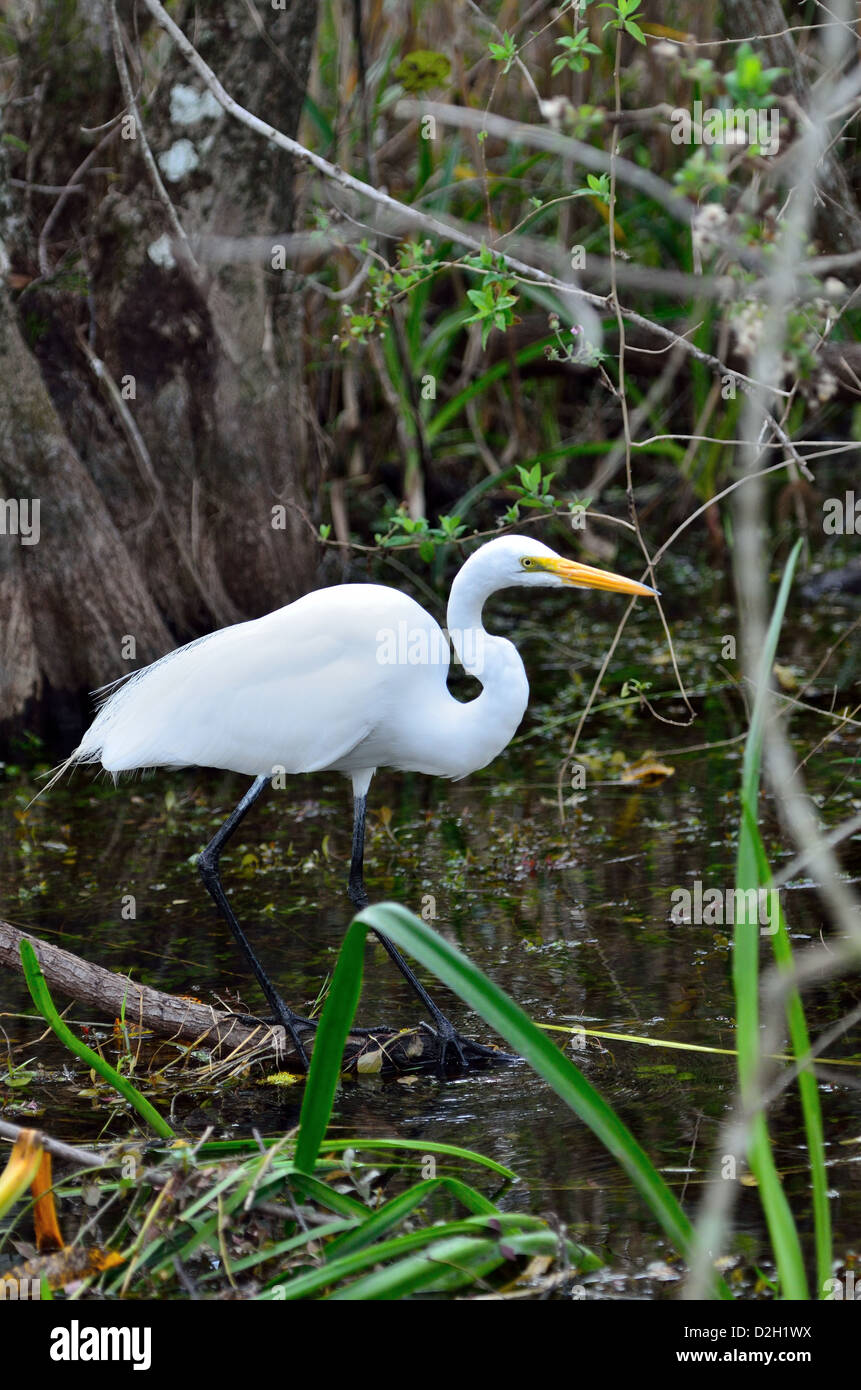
[348,791,369,908]
[371,931,516,1071]
[346,792,516,1071]
[197,774,312,1068]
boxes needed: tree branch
[0,921,439,1076]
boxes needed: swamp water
[1,572,859,1296]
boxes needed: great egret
[58,535,656,1070]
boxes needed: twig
[37,127,119,278]
[0,1119,108,1170]
[107,0,201,282]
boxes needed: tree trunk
[0,280,173,740]
[0,0,322,739]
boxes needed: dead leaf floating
[620,759,675,787]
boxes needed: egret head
[473,535,658,598]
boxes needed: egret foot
[227,1010,389,1038]
[422,1020,520,1073]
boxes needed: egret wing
[75,589,394,776]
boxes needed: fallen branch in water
[0,921,435,1075]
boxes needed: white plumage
[69,535,655,787]
[69,534,658,789]
[51,535,656,1071]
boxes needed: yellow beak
[542,557,658,598]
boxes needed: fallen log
[0,921,439,1074]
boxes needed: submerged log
[0,921,444,1075]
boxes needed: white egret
[57,535,656,1070]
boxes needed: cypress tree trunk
[0,0,321,739]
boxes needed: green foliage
[18,939,174,1141]
[509,462,558,509]
[732,541,811,1300]
[293,902,726,1292]
[488,31,518,74]
[585,171,610,203]
[725,43,786,107]
[374,508,467,562]
[685,56,721,94]
[552,30,602,75]
[599,0,647,46]
[463,246,519,349]
[545,315,606,368]
[673,145,730,197]
[619,677,651,699]
[341,240,442,346]
[91,1133,590,1300]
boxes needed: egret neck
[445,548,530,777]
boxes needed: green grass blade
[739,538,803,807]
[733,538,808,1299]
[18,938,174,1140]
[316,1137,517,1180]
[260,1213,576,1300]
[295,921,367,1174]
[202,1219,357,1280]
[328,1230,588,1301]
[296,904,729,1295]
[324,1176,498,1260]
[287,1172,371,1220]
[194,1134,518,1177]
[744,805,831,1297]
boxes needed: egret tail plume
[27,751,82,809]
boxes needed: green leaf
[259,1214,595,1300]
[744,809,831,1297]
[328,1229,593,1300]
[318,1136,517,1180]
[19,939,174,1140]
[488,32,517,73]
[294,905,726,1294]
[324,1177,498,1259]
[732,539,808,1300]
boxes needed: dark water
[2,572,859,1294]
